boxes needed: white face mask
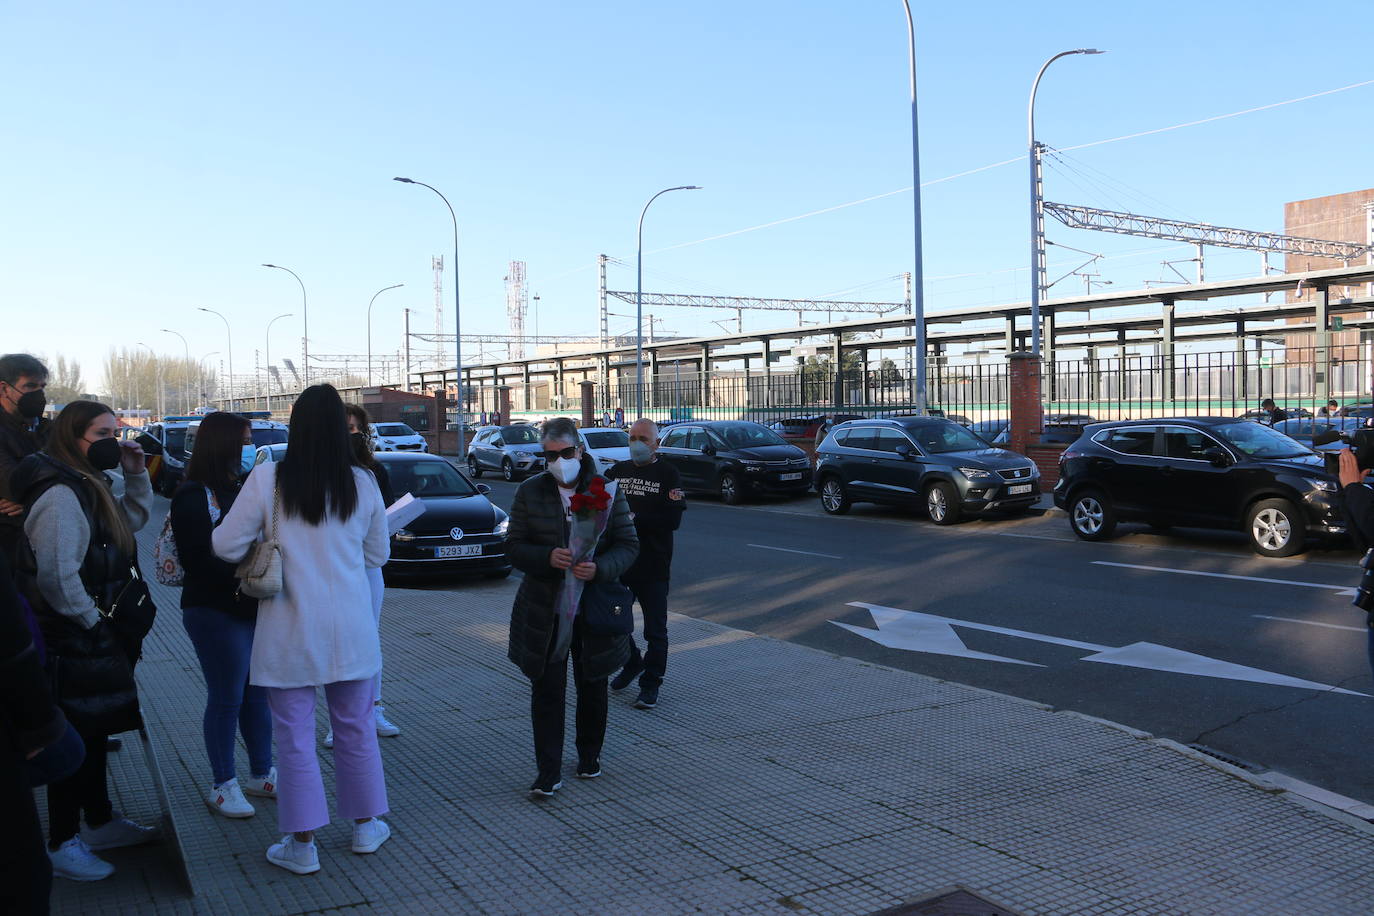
[551,455,581,486]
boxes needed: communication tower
[506,260,528,360]
[432,256,444,367]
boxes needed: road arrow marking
[836,602,1368,697]
[1092,561,1359,597]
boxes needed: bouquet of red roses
[553,477,618,651]
[569,477,611,521]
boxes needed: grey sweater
[24,470,153,629]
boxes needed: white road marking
[1253,615,1367,633]
[835,602,1369,696]
[1092,561,1358,597]
[747,543,843,559]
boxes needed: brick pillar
[1008,352,1043,455]
[496,386,512,426]
[580,380,595,428]
[433,390,447,456]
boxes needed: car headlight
[494,516,510,537]
[392,528,418,542]
[1305,477,1338,493]
[958,467,996,480]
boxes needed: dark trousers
[624,578,670,689]
[47,725,112,845]
[529,616,607,779]
[1,749,52,915]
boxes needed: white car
[579,427,631,473]
[372,422,428,453]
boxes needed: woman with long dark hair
[213,385,391,876]
[171,411,274,819]
[10,400,157,881]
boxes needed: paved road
[449,470,1374,806]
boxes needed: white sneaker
[48,836,114,882]
[205,778,255,818]
[351,818,391,854]
[373,705,401,737]
[323,729,334,748]
[266,835,320,875]
[81,812,159,850]
[242,766,278,798]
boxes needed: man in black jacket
[0,354,51,564]
[607,419,685,710]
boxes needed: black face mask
[350,431,369,453]
[8,388,45,419]
[87,437,122,471]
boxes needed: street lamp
[1028,48,1105,356]
[198,308,234,408]
[263,264,309,385]
[366,284,404,388]
[899,0,928,414]
[636,185,701,416]
[160,328,191,413]
[394,177,465,457]
[265,312,293,413]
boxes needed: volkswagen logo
[449,527,465,541]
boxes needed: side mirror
[701,445,715,456]
[476,483,491,495]
[491,439,504,448]
[895,443,913,459]
[1202,447,1231,468]
[135,433,163,456]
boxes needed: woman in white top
[213,384,391,876]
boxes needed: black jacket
[0,552,66,756]
[171,480,258,617]
[0,411,50,559]
[505,456,639,680]
[607,458,684,582]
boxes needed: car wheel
[719,471,742,505]
[1069,489,1116,541]
[925,481,962,525]
[502,458,516,482]
[1247,498,1306,557]
[468,456,483,478]
[820,476,851,515]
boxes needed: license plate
[435,545,482,558]
[779,472,803,481]
[1007,484,1032,495]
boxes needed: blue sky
[2,0,1370,391]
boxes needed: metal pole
[263,264,309,386]
[366,284,404,388]
[403,308,412,392]
[900,0,928,414]
[198,308,233,409]
[636,186,701,416]
[265,312,293,414]
[161,329,190,414]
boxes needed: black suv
[813,417,1040,523]
[657,421,810,504]
[1054,417,1345,557]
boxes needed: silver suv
[467,424,545,481]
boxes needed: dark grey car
[813,417,1041,523]
[466,424,545,481]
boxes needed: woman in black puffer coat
[505,417,637,798]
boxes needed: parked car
[252,442,289,466]
[769,416,827,438]
[377,452,511,578]
[372,421,428,452]
[185,413,288,464]
[1237,406,1313,422]
[467,424,545,481]
[579,426,631,474]
[657,420,810,504]
[140,415,199,496]
[1337,404,1374,420]
[814,417,1040,523]
[1041,414,1097,445]
[1054,417,1345,557]
[1272,417,1363,453]
[970,419,1009,446]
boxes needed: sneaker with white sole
[48,836,114,882]
[373,706,401,737]
[205,778,255,818]
[266,835,320,875]
[351,818,392,854]
[323,729,333,748]
[242,767,278,798]
[81,812,159,850]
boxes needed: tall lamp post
[198,308,234,408]
[160,328,190,413]
[899,0,929,414]
[263,264,309,385]
[265,312,293,413]
[1028,48,1104,356]
[394,177,465,457]
[366,284,404,388]
[636,185,701,416]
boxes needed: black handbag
[103,567,157,661]
[578,580,635,636]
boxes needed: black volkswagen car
[1054,417,1345,557]
[375,452,511,578]
[656,420,811,504]
[813,417,1040,523]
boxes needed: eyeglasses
[541,446,579,462]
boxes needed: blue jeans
[182,606,273,785]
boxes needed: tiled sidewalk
[47,574,1374,915]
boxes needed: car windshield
[501,425,540,444]
[251,428,287,447]
[584,430,628,449]
[376,424,416,437]
[384,460,479,498]
[1214,421,1311,459]
[909,422,988,453]
[714,424,788,449]
[165,429,187,453]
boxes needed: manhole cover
[871,886,1026,916]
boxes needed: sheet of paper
[386,492,426,535]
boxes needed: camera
[1311,426,1374,474]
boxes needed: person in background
[505,417,638,798]
[213,384,391,876]
[1261,398,1289,426]
[171,411,274,819]
[607,419,685,710]
[10,400,157,881]
[338,402,399,747]
[0,353,51,564]
[1319,399,1340,418]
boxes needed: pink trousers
[266,679,389,834]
